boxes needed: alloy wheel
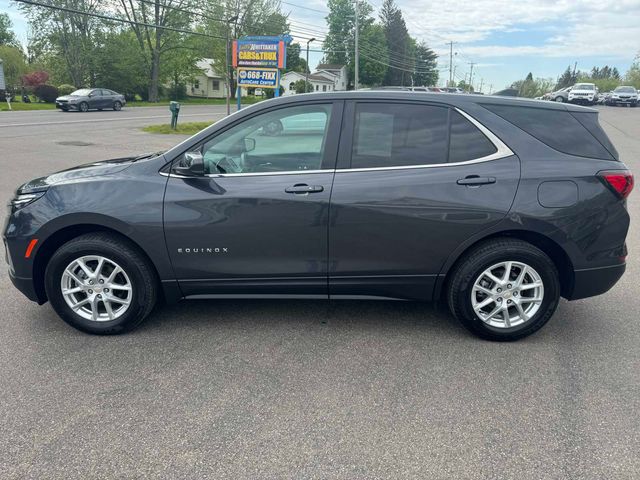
[60,255,132,322]
[471,261,544,328]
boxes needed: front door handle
[457,176,496,186]
[285,184,324,194]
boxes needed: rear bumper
[567,263,626,300]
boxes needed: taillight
[598,171,634,199]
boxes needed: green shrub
[58,84,75,95]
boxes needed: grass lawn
[1,96,264,112]
[0,102,57,112]
[143,121,214,135]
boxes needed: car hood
[55,95,83,102]
[17,156,141,193]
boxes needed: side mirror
[244,137,256,152]
[172,151,204,176]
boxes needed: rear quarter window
[482,104,616,160]
[448,110,497,162]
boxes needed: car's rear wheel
[79,101,89,112]
[447,238,560,341]
[113,101,122,111]
[45,233,157,334]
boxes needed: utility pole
[489,83,493,95]
[449,41,454,86]
[467,62,476,92]
[225,15,238,116]
[572,61,577,79]
[306,37,315,92]
[354,0,359,90]
[479,78,484,93]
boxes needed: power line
[14,0,226,39]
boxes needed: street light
[226,15,239,116]
[306,38,315,93]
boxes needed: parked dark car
[55,88,126,112]
[4,92,632,341]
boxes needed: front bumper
[608,97,637,105]
[55,102,78,110]
[569,96,595,104]
[8,269,41,303]
[567,263,626,300]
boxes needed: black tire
[554,96,564,103]
[113,101,122,111]
[79,101,89,112]
[44,232,157,334]
[447,238,560,341]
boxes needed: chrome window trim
[337,106,514,173]
[161,107,514,178]
[161,169,333,179]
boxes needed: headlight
[10,191,46,210]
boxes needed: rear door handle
[285,184,324,194]
[457,176,496,186]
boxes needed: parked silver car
[55,88,126,112]
[549,86,571,103]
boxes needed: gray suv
[4,92,633,341]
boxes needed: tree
[92,30,149,99]
[19,0,102,88]
[512,74,554,98]
[293,79,312,93]
[0,45,28,91]
[116,0,200,102]
[0,12,19,47]
[556,65,577,89]
[323,0,373,87]
[285,43,307,74]
[21,70,49,88]
[379,0,410,86]
[356,23,388,86]
[413,41,438,87]
[625,54,640,89]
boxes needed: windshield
[614,86,636,93]
[574,84,595,91]
[70,89,92,96]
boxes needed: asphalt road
[1,105,639,479]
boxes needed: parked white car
[568,83,597,106]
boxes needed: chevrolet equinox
[3,92,633,340]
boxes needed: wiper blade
[133,151,164,161]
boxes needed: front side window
[199,104,333,174]
[351,103,448,168]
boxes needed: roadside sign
[237,68,279,89]
[233,36,287,69]
[0,59,6,90]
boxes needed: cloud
[396,0,640,59]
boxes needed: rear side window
[449,110,497,162]
[483,104,615,160]
[352,103,449,168]
[571,111,618,160]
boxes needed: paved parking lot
[1,105,639,479]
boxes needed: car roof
[261,90,597,113]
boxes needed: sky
[2,0,640,92]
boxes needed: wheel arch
[32,224,162,304]
[436,229,574,301]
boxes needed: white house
[186,59,227,99]
[281,63,348,96]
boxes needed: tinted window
[351,103,448,168]
[200,104,332,174]
[571,111,618,160]
[448,110,497,163]
[483,104,615,160]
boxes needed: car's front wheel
[554,96,564,102]
[45,233,157,334]
[447,238,560,341]
[113,101,122,111]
